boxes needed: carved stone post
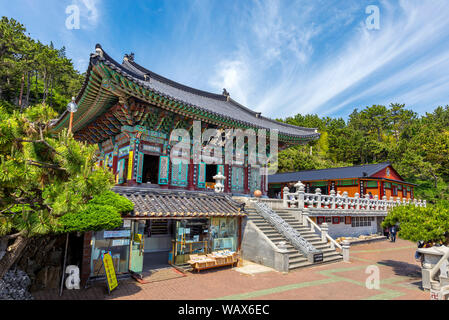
[283,186,290,208]
[342,240,350,262]
[343,191,349,210]
[330,189,336,210]
[389,196,395,208]
[295,181,305,210]
[321,222,329,243]
[365,194,370,210]
[315,188,322,209]
[355,193,360,211]
[374,195,379,210]
[337,191,342,209]
[302,211,309,228]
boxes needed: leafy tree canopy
[382,203,449,244]
[0,104,132,238]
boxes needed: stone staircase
[245,206,343,270]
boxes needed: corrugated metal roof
[268,162,393,184]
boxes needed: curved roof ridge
[123,58,227,101]
[274,162,391,176]
[51,44,321,141]
[123,58,319,133]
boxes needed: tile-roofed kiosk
[52,45,320,282]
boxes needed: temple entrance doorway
[205,164,218,190]
[142,154,160,184]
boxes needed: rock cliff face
[15,235,66,292]
[0,269,33,300]
[1,233,84,298]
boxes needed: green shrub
[58,204,123,233]
[382,202,449,243]
[89,190,134,214]
[57,191,133,233]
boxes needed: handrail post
[296,181,305,210]
[302,211,309,228]
[355,193,360,210]
[342,240,350,262]
[364,194,370,210]
[316,188,322,209]
[321,222,329,243]
[330,189,336,209]
[343,191,349,210]
[283,186,289,208]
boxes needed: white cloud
[71,0,100,28]
[210,0,449,118]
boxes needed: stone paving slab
[33,238,430,300]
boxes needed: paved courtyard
[34,238,429,300]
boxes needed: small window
[392,186,398,196]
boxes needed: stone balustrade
[282,181,426,212]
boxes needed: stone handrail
[252,201,323,263]
[430,248,449,287]
[302,213,342,251]
[283,181,426,211]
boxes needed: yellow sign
[102,252,118,292]
[127,150,134,180]
[134,233,142,243]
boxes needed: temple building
[51,45,320,283]
[268,162,416,200]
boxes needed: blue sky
[2,0,449,120]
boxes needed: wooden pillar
[188,159,195,191]
[112,143,119,175]
[224,164,231,193]
[244,166,249,194]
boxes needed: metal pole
[59,233,69,296]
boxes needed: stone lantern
[213,172,226,193]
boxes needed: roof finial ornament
[95,44,103,58]
[124,52,135,62]
[222,88,230,101]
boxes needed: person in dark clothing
[415,240,425,262]
[384,227,390,240]
[390,225,397,242]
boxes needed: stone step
[289,256,343,270]
[246,206,343,271]
[288,256,308,264]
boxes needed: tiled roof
[119,58,319,139]
[268,162,395,183]
[113,187,246,217]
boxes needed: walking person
[390,225,397,242]
[384,226,390,240]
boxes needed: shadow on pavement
[377,259,424,290]
[33,276,144,300]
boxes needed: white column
[342,240,350,262]
[321,222,329,243]
[283,186,289,208]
